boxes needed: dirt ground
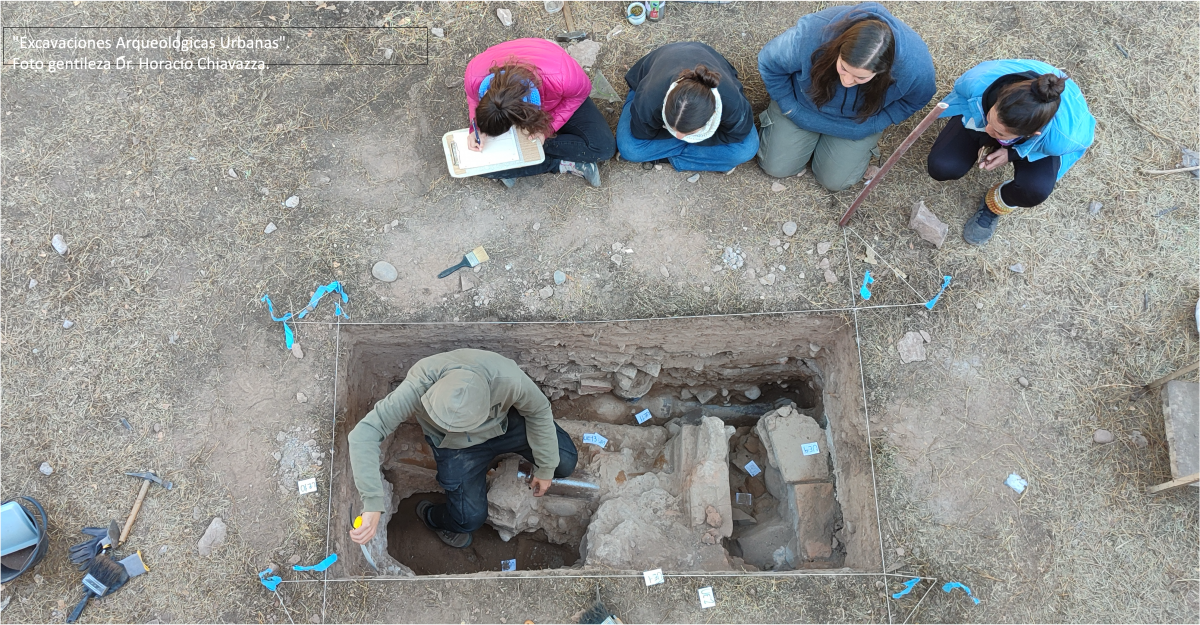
[1,1,1197,623]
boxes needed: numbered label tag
[735,492,752,506]
[643,568,664,586]
[297,478,317,494]
[582,433,609,448]
[801,442,819,456]
[744,460,762,476]
[698,586,716,609]
[501,559,516,571]
[634,409,652,424]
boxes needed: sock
[558,160,575,174]
[984,180,1016,216]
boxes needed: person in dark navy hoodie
[757,2,936,191]
[616,41,758,173]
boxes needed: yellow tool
[352,515,379,572]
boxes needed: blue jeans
[425,409,578,534]
[616,91,760,172]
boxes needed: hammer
[119,471,173,546]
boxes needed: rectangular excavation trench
[331,315,882,577]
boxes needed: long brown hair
[664,65,722,133]
[475,60,554,137]
[807,17,895,122]
[994,73,1066,135]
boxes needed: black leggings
[927,116,1060,208]
[484,97,616,179]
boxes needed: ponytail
[664,64,722,134]
[474,61,554,138]
[995,73,1066,135]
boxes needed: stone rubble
[909,200,948,248]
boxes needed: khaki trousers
[756,99,882,191]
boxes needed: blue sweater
[758,2,936,140]
[941,59,1095,180]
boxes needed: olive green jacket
[347,349,558,513]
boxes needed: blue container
[1,497,49,582]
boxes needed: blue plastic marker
[261,281,349,349]
[892,577,920,599]
[924,275,951,310]
[293,553,338,572]
[258,568,282,591]
[942,581,980,604]
[859,270,875,300]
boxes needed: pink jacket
[464,38,591,133]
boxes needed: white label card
[635,409,652,424]
[582,433,608,448]
[698,586,715,608]
[297,478,317,494]
[501,559,516,571]
[643,569,664,586]
[744,460,761,476]
[801,442,820,456]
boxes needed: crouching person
[348,349,578,548]
[927,59,1095,245]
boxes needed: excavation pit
[332,315,881,577]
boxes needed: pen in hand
[468,119,483,152]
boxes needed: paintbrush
[438,246,489,278]
[67,554,129,623]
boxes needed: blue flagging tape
[892,577,920,599]
[925,275,951,310]
[942,581,980,604]
[258,568,282,592]
[292,553,338,572]
[261,281,349,349]
[859,270,875,300]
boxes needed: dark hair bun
[1032,73,1066,103]
[678,64,721,89]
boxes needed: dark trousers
[483,97,616,179]
[426,409,578,534]
[927,115,1060,208]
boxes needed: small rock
[823,269,838,284]
[743,386,761,400]
[291,343,304,359]
[687,173,701,183]
[460,272,478,292]
[909,200,948,248]
[1088,200,1103,216]
[532,222,541,231]
[496,8,513,26]
[372,261,399,282]
[554,270,566,285]
[1093,429,1114,444]
[287,554,302,565]
[154,423,163,432]
[62,319,74,329]
[297,393,308,404]
[896,332,927,364]
[34,574,44,585]
[1130,430,1148,449]
[51,234,68,255]
[273,451,282,461]
[566,39,601,69]
[863,165,881,182]
[654,164,663,170]
[1018,376,1030,388]
[264,222,278,234]
[39,462,53,476]
[539,286,554,299]
[919,330,931,343]
[611,242,623,251]
[1009,263,1025,274]
[771,182,786,193]
[895,547,906,557]
[759,273,776,286]
[817,241,833,255]
[430,27,444,38]
[660,266,670,278]
[283,196,299,208]
[227,167,238,179]
[383,48,394,60]
[976,302,984,310]
[28,278,37,289]
[782,221,797,237]
[769,237,780,247]
[610,254,623,266]
[744,268,756,281]
[197,517,228,556]
[704,505,722,527]
[277,432,287,442]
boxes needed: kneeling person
[348,349,578,548]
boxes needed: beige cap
[420,369,490,432]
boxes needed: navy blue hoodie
[758,2,936,140]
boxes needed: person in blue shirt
[757,2,936,191]
[928,59,1096,245]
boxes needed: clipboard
[443,127,545,178]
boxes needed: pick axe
[119,471,173,546]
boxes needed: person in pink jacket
[465,38,615,188]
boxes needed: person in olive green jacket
[347,349,578,549]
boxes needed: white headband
[662,80,722,144]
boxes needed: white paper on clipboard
[451,128,520,169]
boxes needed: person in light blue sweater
[756,2,936,191]
[928,59,1095,245]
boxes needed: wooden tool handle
[119,479,151,546]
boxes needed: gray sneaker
[415,500,473,548]
[561,160,601,187]
[499,177,516,189]
[962,196,1000,246]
